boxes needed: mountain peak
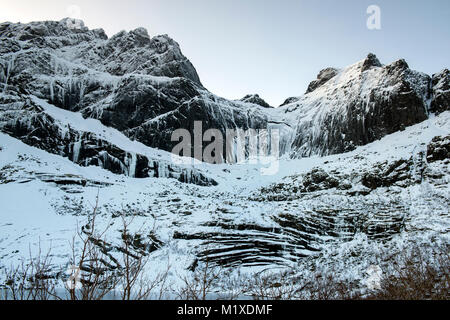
[130,27,150,38]
[59,17,86,29]
[0,19,108,42]
[361,53,382,71]
[239,94,272,108]
[306,67,339,94]
[0,19,201,84]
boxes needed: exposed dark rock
[257,154,427,203]
[306,67,339,94]
[361,159,414,190]
[0,20,271,160]
[430,69,450,114]
[291,57,430,157]
[279,97,300,107]
[386,59,410,74]
[0,98,217,186]
[258,168,349,201]
[0,19,446,165]
[176,203,406,267]
[239,94,272,108]
[361,53,382,72]
[126,95,269,156]
[427,135,450,163]
[301,168,340,192]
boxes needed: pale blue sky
[1,0,449,106]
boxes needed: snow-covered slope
[1,108,448,291]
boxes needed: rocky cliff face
[238,94,272,108]
[0,94,217,185]
[0,19,269,182]
[0,20,448,179]
[284,54,432,157]
[430,69,450,114]
[0,20,201,83]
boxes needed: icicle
[49,79,55,102]
[130,153,137,178]
[125,152,137,178]
[60,85,65,106]
[3,56,15,94]
[158,162,168,178]
[79,79,85,105]
[73,140,82,163]
[0,64,5,85]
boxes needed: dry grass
[242,244,449,300]
[367,244,449,300]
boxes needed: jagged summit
[0,18,107,42]
[0,19,202,85]
[239,94,272,108]
[305,67,339,94]
[361,53,382,71]
[280,97,300,107]
[305,54,382,94]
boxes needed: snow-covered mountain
[0,19,271,165]
[0,19,448,297]
[1,20,448,165]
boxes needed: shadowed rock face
[306,67,339,94]
[427,135,450,163]
[279,97,300,107]
[361,53,383,72]
[239,94,272,108]
[431,69,450,114]
[0,20,448,280]
[0,20,271,159]
[0,95,217,186]
[305,52,383,95]
[0,20,201,84]
[288,55,431,157]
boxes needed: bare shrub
[243,270,358,300]
[299,273,361,300]
[368,244,449,300]
[117,213,170,300]
[176,257,223,300]
[245,244,449,300]
[1,196,171,301]
[243,270,299,300]
[65,195,119,300]
[2,244,58,300]
[217,270,246,300]
[66,198,171,300]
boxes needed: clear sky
[0,0,449,106]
